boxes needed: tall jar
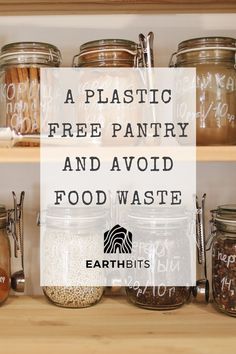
[42,206,107,308]
[0,205,11,304]
[0,42,62,145]
[211,205,236,316]
[73,38,142,146]
[125,208,191,310]
[170,37,236,146]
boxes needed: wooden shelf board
[0,147,39,163]
[1,295,235,354]
[197,146,236,162]
[0,146,236,163]
[0,0,235,14]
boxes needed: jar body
[0,42,61,145]
[175,37,236,146]
[73,39,140,146]
[125,208,192,310]
[43,286,103,308]
[41,207,105,308]
[0,227,11,305]
[212,231,236,316]
[126,286,190,310]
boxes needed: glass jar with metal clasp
[72,33,154,68]
[41,206,109,308]
[0,42,62,146]
[210,205,236,316]
[72,33,154,147]
[0,191,25,304]
[125,207,192,310]
[170,37,236,146]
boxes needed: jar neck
[73,39,140,68]
[0,41,62,67]
[172,37,236,67]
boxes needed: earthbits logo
[104,225,132,254]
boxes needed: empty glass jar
[211,205,236,316]
[170,37,236,146]
[0,42,62,145]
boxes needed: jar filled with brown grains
[0,205,11,304]
[125,207,191,310]
[170,37,236,146]
[0,42,62,146]
[211,205,236,316]
[42,206,107,308]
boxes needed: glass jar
[73,39,142,147]
[42,206,107,308]
[0,205,11,304]
[211,204,236,316]
[125,207,191,310]
[170,37,236,146]
[0,42,62,145]
[73,39,140,68]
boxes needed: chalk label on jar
[217,251,236,268]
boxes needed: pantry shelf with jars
[0,6,235,354]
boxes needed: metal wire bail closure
[72,47,140,67]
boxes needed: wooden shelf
[197,146,236,162]
[0,147,39,163]
[0,0,235,15]
[2,296,235,354]
[0,146,236,163]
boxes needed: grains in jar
[170,37,236,146]
[211,205,236,316]
[0,42,61,145]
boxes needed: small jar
[211,205,236,316]
[0,205,11,304]
[170,37,236,146]
[73,39,140,68]
[42,206,106,308]
[0,42,62,145]
[125,207,191,310]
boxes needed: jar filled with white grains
[42,206,107,308]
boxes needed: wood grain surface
[0,0,235,14]
[1,296,235,354]
[1,146,236,163]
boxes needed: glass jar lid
[214,204,236,224]
[73,38,139,67]
[45,205,108,229]
[127,206,189,230]
[171,36,236,66]
[0,41,62,67]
